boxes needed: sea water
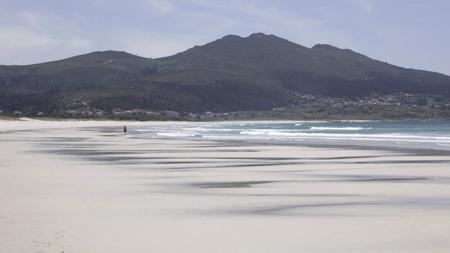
[132,120,450,150]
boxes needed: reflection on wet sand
[31,127,450,216]
[2,123,450,252]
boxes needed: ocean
[131,120,450,150]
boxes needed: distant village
[294,93,450,110]
[1,93,450,120]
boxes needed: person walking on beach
[123,125,127,135]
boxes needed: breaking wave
[309,126,371,131]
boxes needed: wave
[336,120,376,123]
[309,126,371,131]
[157,132,203,138]
[182,127,235,132]
[239,130,450,142]
[134,121,450,147]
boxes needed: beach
[1,120,450,253]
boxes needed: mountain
[1,33,449,116]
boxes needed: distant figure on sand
[123,126,127,135]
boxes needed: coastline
[1,120,450,252]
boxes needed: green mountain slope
[0,33,449,115]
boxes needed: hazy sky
[0,0,449,74]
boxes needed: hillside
[0,33,450,117]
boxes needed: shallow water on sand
[131,120,450,150]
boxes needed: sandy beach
[1,120,450,253]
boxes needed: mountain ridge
[0,33,449,117]
[1,33,448,75]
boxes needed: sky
[0,0,449,75]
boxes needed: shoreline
[4,118,448,157]
[208,137,450,154]
[3,118,450,152]
[1,120,450,252]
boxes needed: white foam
[131,122,450,147]
[337,120,376,123]
[239,130,450,143]
[182,127,235,132]
[310,127,371,131]
[157,132,202,138]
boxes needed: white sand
[1,120,450,253]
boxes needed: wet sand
[1,120,450,252]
